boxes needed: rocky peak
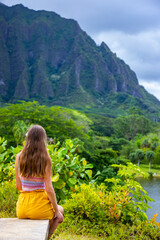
[0,4,160,117]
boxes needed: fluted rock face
[0,3,160,115]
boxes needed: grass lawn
[139,164,160,177]
[52,232,106,240]
[0,211,16,218]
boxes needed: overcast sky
[1,0,160,100]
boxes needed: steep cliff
[0,4,160,118]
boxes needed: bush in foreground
[0,180,18,217]
[58,182,160,239]
[58,163,160,239]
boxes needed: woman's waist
[20,189,46,193]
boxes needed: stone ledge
[0,218,49,240]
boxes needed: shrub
[62,163,154,236]
[0,180,18,217]
[0,137,23,183]
[48,138,93,202]
[0,137,16,183]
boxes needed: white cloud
[2,0,160,33]
[139,79,160,100]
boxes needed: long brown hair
[19,125,49,177]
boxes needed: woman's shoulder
[46,153,52,163]
[16,151,22,162]
[17,151,22,157]
[45,155,52,174]
[15,152,21,171]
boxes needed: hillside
[0,4,160,119]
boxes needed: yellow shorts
[16,190,55,220]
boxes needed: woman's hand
[55,211,63,223]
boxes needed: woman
[15,125,63,239]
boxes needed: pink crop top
[17,155,45,191]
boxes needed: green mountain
[0,4,160,119]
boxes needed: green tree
[142,139,151,148]
[129,150,144,166]
[89,147,118,172]
[121,142,137,158]
[146,150,155,172]
[108,137,129,152]
[128,107,141,115]
[154,146,160,165]
[150,137,159,151]
[135,149,144,166]
[114,114,152,140]
[129,152,137,164]
[12,120,30,145]
[88,113,114,137]
[0,101,92,146]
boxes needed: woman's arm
[15,154,22,191]
[44,158,63,222]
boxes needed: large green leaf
[68,178,77,185]
[84,164,93,169]
[85,170,93,177]
[53,179,66,189]
[0,145,5,154]
[0,152,7,162]
[51,173,59,182]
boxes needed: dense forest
[1,101,160,239]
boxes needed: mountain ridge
[0,4,160,119]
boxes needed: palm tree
[129,152,137,164]
[135,149,144,167]
[145,150,155,172]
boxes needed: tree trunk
[149,160,151,172]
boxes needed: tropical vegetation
[1,101,160,239]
